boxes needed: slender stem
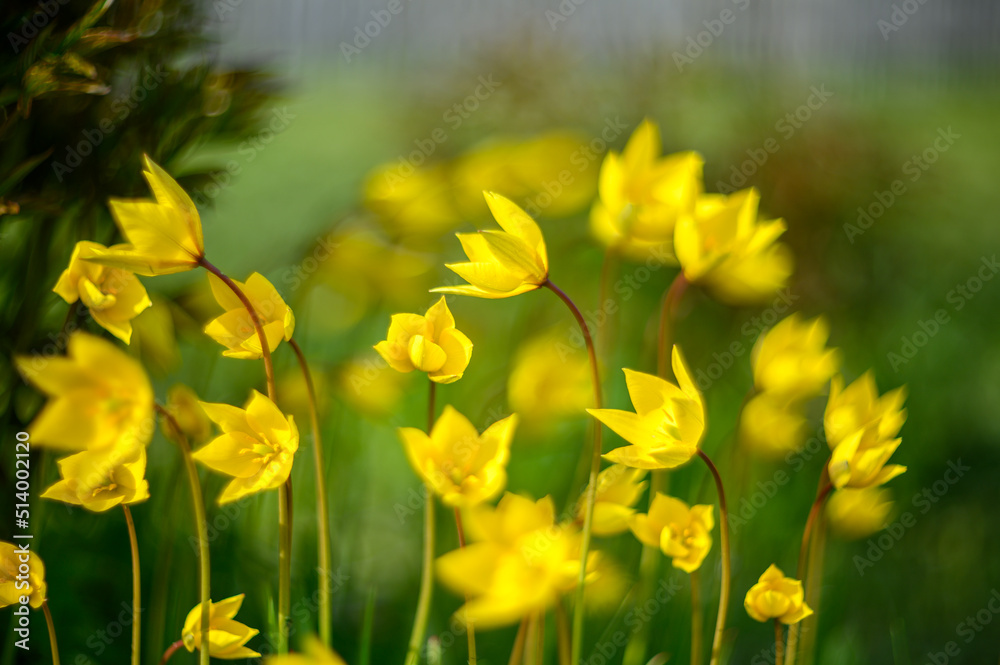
[535,611,546,665]
[157,405,211,665]
[404,380,438,665]
[525,615,539,665]
[42,601,60,665]
[691,570,704,665]
[555,602,571,665]
[508,618,529,665]
[454,508,477,665]
[698,450,731,665]
[656,272,688,378]
[289,338,332,647]
[159,640,184,665]
[622,471,666,665]
[278,480,293,654]
[786,470,833,665]
[543,280,602,665]
[121,504,141,665]
[198,257,277,402]
[799,510,827,665]
[775,620,785,665]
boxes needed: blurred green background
[3,1,999,664]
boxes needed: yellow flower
[15,332,154,452]
[0,541,46,609]
[587,346,705,469]
[744,564,812,624]
[826,487,894,540]
[373,296,473,384]
[825,373,907,489]
[399,406,516,507]
[182,594,261,659]
[752,314,840,399]
[81,155,205,275]
[591,119,703,262]
[265,635,347,665]
[41,446,150,512]
[193,390,299,505]
[739,393,809,459]
[164,384,213,444]
[628,493,713,573]
[507,331,591,426]
[364,162,463,237]
[432,192,549,299]
[53,241,151,343]
[204,272,295,360]
[577,465,648,536]
[674,188,793,305]
[437,493,597,628]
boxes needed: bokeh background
[2,1,999,664]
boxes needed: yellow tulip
[0,541,46,609]
[399,406,516,507]
[628,493,714,573]
[825,373,907,489]
[826,487,894,540]
[265,635,347,665]
[81,155,205,275]
[744,564,812,624]
[674,188,793,304]
[432,191,549,299]
[507,331,592,425]
[53,240,151,343]
[577,465,648,536]
[591,119,703,262]
[204,272,295,360]
[751,314,840,399]
[739,392,809,458]
[41,446,150,512]
[193,390,299,505]
[15,332,154,452]
[182,594,261,659]
[374,296,473,384]
[587,346,705,469]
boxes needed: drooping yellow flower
[739,392,809,458]
[53,240,151,343]
[204,272,295,360]
[436,493,597,628]
[752,314,840,399]
[591,119,703,262]
[507,331,591,426]
[41,446,150,512]
[265,635,347,665]
[587,346,705,469]
[373,296,473,384]
[164,384,213,444]
[432,192,549,299]
[674,188,793,305]
[826,487,894,540]
[399,406,516,507]
[182,594,261,659]
[15,332,154,452]
[628,493,714,573]
[825,373,907,489]
[193,390,299,505]
[577,465,648,536]
[0,541,46,609]
[744,564,813,624]
[81,155,205,275]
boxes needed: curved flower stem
[42,601,60,665]
[122,504,141,665]
[404,380,438,665]
[158,639,184,665]
[543,279,603,665]
[656,272,688,378]
[289,338,332,647]
[691,570,704,665]
[198,257,277,402]
[775,620,785,665]
[698,450,731,665]
[453,508,478,665]
[157,405,211,665]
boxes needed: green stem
[799,509,827,665]
[278,480,293,654]
[786,469,833,665]
[359,588,377,665]
[404,380,438,665]
[656,272,688,378]
[157,405,211,665]
[508,618,529,665]
[453,508,477,665]
[543,280,603,665]
[691,570,704,665]
[42,601,60,665]
[555,602,571,665]
[775,620,785,665]
[622,472,666,665]
[699,450,731,665]
[122,504,140,665]
[289,338,332,647]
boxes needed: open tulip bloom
[374,296,473,383]
[182,594,261,659]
